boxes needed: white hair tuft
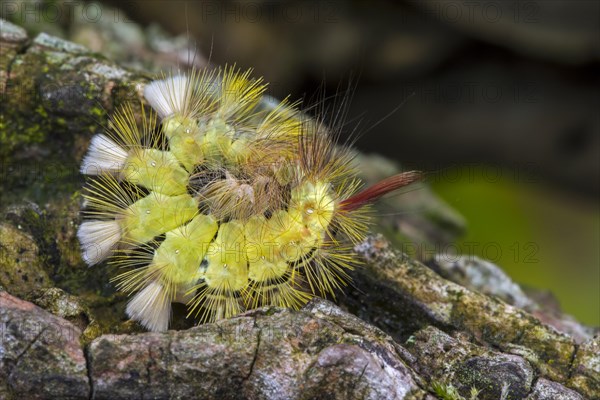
[126,281,171,332]
[80,134,128,175]
[77,220,121,266]
[143,75,190,119]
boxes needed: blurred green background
[431,167,599,325]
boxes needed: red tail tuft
[340,171,423,212]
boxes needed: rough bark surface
[0,17,598,400]
[0,291,89,400]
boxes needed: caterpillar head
[78,66,421,331]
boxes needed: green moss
[90,106,104,117]
[431,381,482,400]
[35,105,48,118]
[0,223,52,298]
[265,306,280,316]
[0,47,112,163]
[433,383,460,400]
[0,52,52,158]
[516,324,575,382]
[0,113,47,158]
[0,48,111,204]
[431,167,599,326]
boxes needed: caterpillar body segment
[121,149,189,196]
[78,65,421,331]
[149,214,219,288]
[162,116,205,171]
[204,221,249,293]
[122,193,199,244]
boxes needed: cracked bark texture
[1,16,599,400]
[0,291,89,399]
[87,300,428,400]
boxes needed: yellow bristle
[82,173,145,221]
[242,271,311,311]
[188,286,243,324]
[255,97,304,138]
[217,66,266,122]
[107,103,156,150]
[298,242,355,299]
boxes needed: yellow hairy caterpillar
[77,66,421,331]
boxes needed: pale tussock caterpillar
[77,66,420,331]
